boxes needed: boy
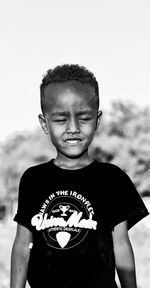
[11,64,149,288]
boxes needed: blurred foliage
[0,100,150,205]
[90,101,150,196]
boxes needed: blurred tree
[0,128,56,205]
[90,101,150,196]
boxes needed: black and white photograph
[0,1,150,288]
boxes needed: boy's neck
[54,155,93,170]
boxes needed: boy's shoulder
[93,159,129,181]
[94,159,124,173]
[21,160,51,178]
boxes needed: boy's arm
[112,221,137,288]
[10,224,33,288]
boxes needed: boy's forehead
[44,81,97,107]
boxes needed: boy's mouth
[64,139,81,145]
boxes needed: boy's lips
[64,138,82,145]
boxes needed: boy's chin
[59,149,88,160]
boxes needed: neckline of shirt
[49,158,97,173]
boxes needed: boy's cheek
[48,123,62,133]
[82,123,96,134]
[49,127,65,140]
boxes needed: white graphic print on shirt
[31,190,97,249]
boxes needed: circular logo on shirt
[31,190,97,249]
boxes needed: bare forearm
[10,244,30,288]
[117,268,137,288]
[115,243,137,288]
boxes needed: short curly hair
[40,64,99,114]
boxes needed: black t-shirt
[14,160,149,288]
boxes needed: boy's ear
[38,114,49,134]
[95,110,102,130]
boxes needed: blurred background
[0,1,150,287]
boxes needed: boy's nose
[66,118,80,134]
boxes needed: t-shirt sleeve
[108,166,149,230]
[14,168,33,231]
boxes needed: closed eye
[53,118,67,122]
[79,117,92,121]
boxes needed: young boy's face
[39,81,101,161]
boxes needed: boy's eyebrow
[76,110,93,116]
[51,110,94,117]
[51,111,69,117]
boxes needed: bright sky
[0,0,150,141]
